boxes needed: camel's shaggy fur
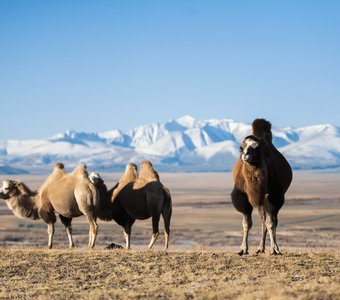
[91,161,172,250]
[0,163,99,249]
[40,164,98,248]
[0,180,40,220]
[0,163,66,222]
[231,119,292,255]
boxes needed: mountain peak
[1,117,340,173]
[175,115,196,128]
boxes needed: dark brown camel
[90,161,172,250]
[231,119,292,255]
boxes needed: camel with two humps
[231,119,292,255]
[90,161,172,250]
[0,163,99,248]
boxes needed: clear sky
[1,0,339,139]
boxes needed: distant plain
[1,170,339,250]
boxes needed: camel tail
[252,119,272,143]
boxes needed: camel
[0,162,66,222]
[0,163,98,249]
[231,119,292,255]
[90,161,172,250]
[40,164,98,248]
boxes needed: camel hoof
[238,250,248,256]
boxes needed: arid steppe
[0,171,340,299]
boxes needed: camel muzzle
[0,191,9,200]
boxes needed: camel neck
[95,185,114,221]
[242,163,267,208]
[6,193,40,220]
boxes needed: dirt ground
[0,171,340,299]
[0,248,339,299]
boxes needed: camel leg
[39,209,57,249]
[85,213,98,249]
[59,215,75,248]
[265,210,281,255]
[256,206,267,254]
[238,213,252,255]
[47,223,55,249]
[123,225,131,250]
[162,211,171,250]
[148,215,160,249]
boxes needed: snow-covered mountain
[1,116,340,174]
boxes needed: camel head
[0,180,25,200]
[240,135,269,166]
[88,172,104,186]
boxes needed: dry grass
[0,248,339,299]
[1,171,340,298]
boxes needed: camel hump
[251,119,272,142]
[54,162,64,170]
[133,160,159,189]
[124,163,138,181]
[72,164,89,179]
[52,162,67,177]
[111,163,138,202]
[139,160,159,181]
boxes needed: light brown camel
[0,163,98,248]
[0,163,65,220]
[40,164,98,248]
[231,119,292,255]
[90,161,172,250]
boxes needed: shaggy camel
[90,161,172,250]
[0,163,98,248]
[40,164,98,248]
[231,119,292,255]
[0,163,65,244]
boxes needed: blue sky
[1,1,339,139]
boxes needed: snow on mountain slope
[0,116,340,173]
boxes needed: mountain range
[1,115,340,174]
